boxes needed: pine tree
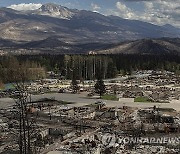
[71,70,79,93]
[94,75,106,98]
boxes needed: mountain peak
[40,3,65,11]
[36,3,75,19]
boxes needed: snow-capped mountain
[0,3,179,55]
[33,3,76,19]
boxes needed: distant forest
[0,56,45,84]
[17,54,180,79]
[0,54,179,84]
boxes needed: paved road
[0,92,180,111]
[0,97,14,109]
[32,93,180,111]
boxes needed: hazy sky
[0,0,179,27]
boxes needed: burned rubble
[0,70,180,153]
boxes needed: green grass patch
[134,96,152,102]
[134,97,169,103]
[101,94,119,101]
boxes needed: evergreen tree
[94,75,106,98]
[71,70,79,93]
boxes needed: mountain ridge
[0,3,179,55]
[0,37,179,55]
[0,3,179,44]
[96,38,180,55]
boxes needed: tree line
[0,54,179,84]
[0,56,46,84]
[18,54,180,78]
